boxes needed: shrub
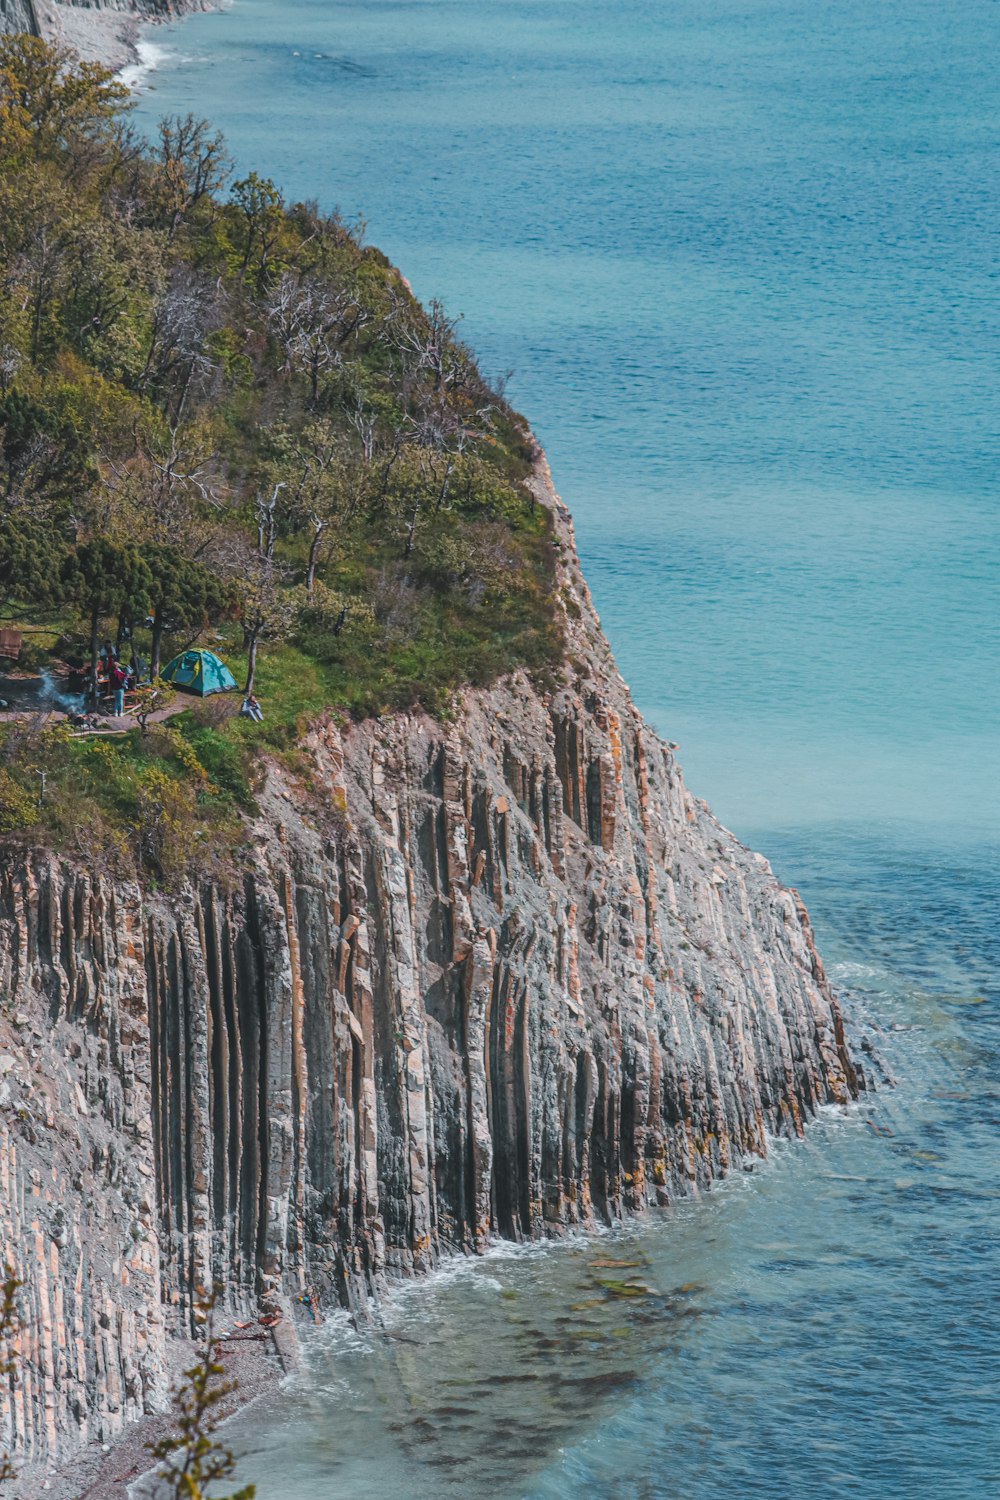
[0,769,35,833]
[15,640,49,673]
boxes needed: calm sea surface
[132,3,999,1494]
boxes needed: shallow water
[133,2,999,1493]
[218,902,1000,1499]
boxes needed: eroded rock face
[0,469,860,1468]
[0,0,202,38]
[0,0,38,34]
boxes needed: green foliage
[148,1286,255,1500]
[0,767,35,832]
[0,32,127,185]
[61,537,152,624]
[0,33,564,881]
[133,676,177,735]
[0,389,90,610]
[177,717,254,806]
[0,720,243,885]
[141,544,230,675]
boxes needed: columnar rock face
[0,0,38,33]
[0,0,205,29]
[0,0,215,48]
[0,469,860,1470]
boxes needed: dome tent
[160,648,238,697]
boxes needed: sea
[130,2,999,1495]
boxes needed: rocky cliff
[0,465,862,1474]
[1,0,215,69]
[0,0,35,34]
[0,0,201,32]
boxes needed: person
[111,659,127,716]
[100,640,117,676]
[240,693,264,722]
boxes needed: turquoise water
[132,2,999,1494]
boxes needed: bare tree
[392,297,471,398]
[235,550,295,697]
[345,393,377,462]
[266,271,375,404]
[0,343,21,396]
[131,419,224,528]
[137,268,222,418]
[156,114,231,242]
[254,480,284,561]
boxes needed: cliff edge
[0,459,862,1474]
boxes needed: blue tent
[161,649,238,697]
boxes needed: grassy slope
[0,36,565,882]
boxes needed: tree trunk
[305,523,324,594]
[244,629,259,697]
[88,606,100,707]
[378,442,402,505]
[151,603,164,680]
[404,496,419,560]
[435,456,455,514]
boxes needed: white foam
[119,39,169,94]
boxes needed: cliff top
[0,34,566,883]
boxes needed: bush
[15,640,50,673]
[178,721,254,807]
[0,768,35,833]
[135,766,197,883]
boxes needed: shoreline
[15,1319,290,1500]
[33,0,225,77]
[1,14,881,1497]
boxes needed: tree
[61,538,152,704]
[0,513,67,616]
[0,391,88,612]
[393,297,471,399]
[263,420,362,593]
[146,1286,255,1500]
[0,35,128,173]
[266,271,374,405]
[0,391,91,508]
[156,114,231,242]
[59,215,163,367]
[230,173,285,293]
[0,1264,21,1486]
[133,678,176,737]
[137,269,221,418]
[140,543,229,679]
[235,552,295,698]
